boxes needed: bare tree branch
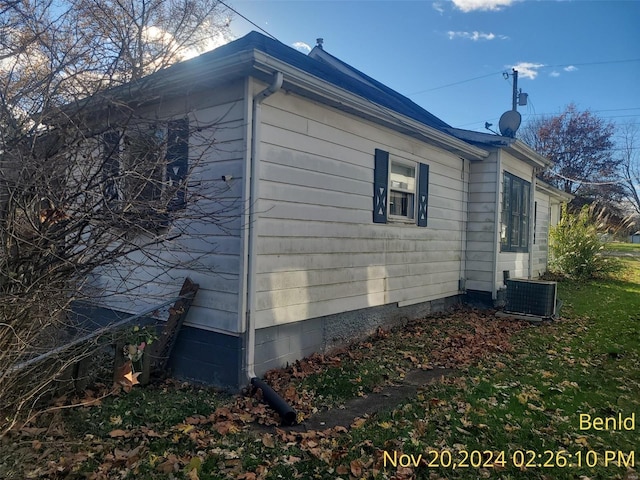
[1,0,233,434]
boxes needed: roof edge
[536,179,574,202]
[252,51,488,160]
[508,140,552,169]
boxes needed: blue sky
[226,0,640,135]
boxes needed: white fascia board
[150,50,256,93]
[508,140,552,169]
[252,51,489,161]
[535,180,574,202]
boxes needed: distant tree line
[521,103,640,234]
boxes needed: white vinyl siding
[89,82,246,334]
[254,85,466,328]
[532,191,551,277]
[465,154,497,292]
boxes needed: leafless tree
[1,0,233,435]
[618,123,640,218]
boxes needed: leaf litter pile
[2,306,638,479]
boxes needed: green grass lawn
[2,259,638,479]
[606,242,640,254]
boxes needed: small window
[101,118,189,220]
[389,161,416,219]
[373,149,428,226]
[123,126,166,209]
[501,172,530,252]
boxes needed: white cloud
[451,0,516,12]
[510,62,545,79]
[564,65,577,72]
[447,30,507,41]
[181,31,231,60]
[433,2,445,14]
[292,41,311,53]
[550,71,560,77]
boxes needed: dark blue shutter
[102,131,120,203]
[373,149,389,223]
[416,162,429,227]
[166,118,189,211]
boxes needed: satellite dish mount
[499,110,522,138]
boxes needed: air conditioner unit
[505,278,557,317]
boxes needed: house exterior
[88,32,570,389]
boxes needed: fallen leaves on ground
[5,306,635,480]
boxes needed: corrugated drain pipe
[245,71,296,426]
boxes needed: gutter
[243,71,296,426]
[251,51,488,161]
[507,140,551,169]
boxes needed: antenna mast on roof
[316,38,323,49]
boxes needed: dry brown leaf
[350,459,363,477]
[237,473,257,480]
[114,360,141,392]
[351,417,367,429]
[262,433,275,448]
[187,468,200,480]
[157,460,176,474]
[124,370,141,386]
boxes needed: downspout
[245,72,296,426]
[459,157,468,293]
[492,150,502,300]
[528,169,538,278]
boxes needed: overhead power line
[407,71,502,95]
[546,171,628,187]
[409,58,640,97]
[456,111,640,129]
[217,0,279,40]
[525,107,640,117]
[546,58,640,68]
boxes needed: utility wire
[217,0,279,40]
[545,171,627,187]
[407,71,502,95]
[525,108,640,117]
[546,58,640,68]
[457,113,640,129]
[409,58,640,97]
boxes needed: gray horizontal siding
[90,81,246,334]
[254,90,468,328]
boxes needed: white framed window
[373,149,429,227]
[388,160,416,220]
[500,171,530,252]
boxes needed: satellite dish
[499,110,522,138]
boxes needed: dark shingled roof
[190,31,452,132]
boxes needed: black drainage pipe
[250,377,297,426]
